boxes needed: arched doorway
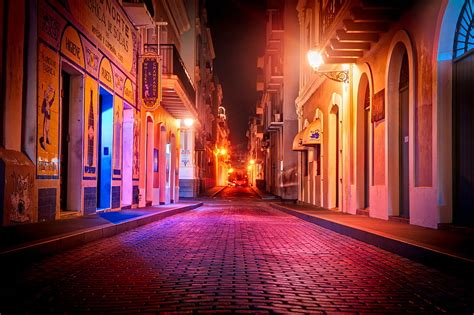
[399,51,410,218]
[145,115,154,206]
[97,86,114,210]
[159,125,167,204]
[356,74,371,210]
[122,104,134,208]
[170,133,177,203]
[453,0,474,226]
[301,119,309,203]
[387,35,414,219]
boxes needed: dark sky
[206,0,266,150]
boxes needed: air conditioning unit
[274,113,281,122]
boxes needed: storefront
[35,0,139,220]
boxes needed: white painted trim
[385,29,416,218]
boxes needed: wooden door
[399,53,410,218]
[454,51,474,226]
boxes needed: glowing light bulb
[307,49,324,70]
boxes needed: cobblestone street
[1,188,473,313]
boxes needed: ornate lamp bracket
[317,70,349,83]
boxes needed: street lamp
[249,159,255,165]
[307,49,349,83]
[183,118,194,127]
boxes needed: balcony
[145,44,196,119]
[266,55,283,92]
[318,0,406,64]
[266,9,283,53]
[267,112,283,132]
[122,0,154,27]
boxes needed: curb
[210,186,227,198]
[271,203,474,276]
[1,203,203,261]
[249,186,278,200]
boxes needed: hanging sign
[138,55,162,111]
[132,109,140,179]
[372,89,385,122]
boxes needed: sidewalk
[0,202,203,260]
[271,202,474,275]
[250,185,280,200]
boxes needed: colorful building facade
[0,0,220,226]
[293,0,473,228]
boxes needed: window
[315,144,321,176]
[454,0,474,58]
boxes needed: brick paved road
[1,197,473,313]
[216,186,259,199]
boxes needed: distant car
[234,178,248,187]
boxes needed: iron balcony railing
[144,43,196,104]
[320,0,345,41]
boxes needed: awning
[292,130,307,151]
[302,119,322,146]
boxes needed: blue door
[97,87,113,210]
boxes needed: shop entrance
[97,87,113,210]
[399,52,410,218]
[453,50,474,226]
[165,143,171,203]
[356,74,371,211]
[145,116,154,206]
[59,64,82,213]
[363,86,371,209]
[122,106,134,208]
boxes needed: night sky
[206,0,266,150]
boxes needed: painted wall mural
[113,97,123,174]
[67,0,135,74]
[123,78,135,106]
[38,0,66,49]
[83,36,102,78]
[84,75,98,177]
[99,57,114,90]
[60,26,85,68]
[9,172,34,224]
[37,43,60,178]
[133,109,140,179]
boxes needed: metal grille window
[454,0,474,58]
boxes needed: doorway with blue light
[97,87,113,210]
